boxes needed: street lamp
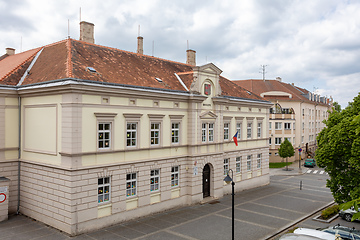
[224,169,235,240]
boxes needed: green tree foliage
[316,92,360,204]
[333,101,341,112]
[278,138,295,170]
[340,198,360,221]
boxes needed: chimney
[276,77,282,82]
[137,36,143,54]
[6,48,15,55]
[80,21,95,44]
[186,49,196,66]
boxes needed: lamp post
[224,169,235,240]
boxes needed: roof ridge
[71,38,193,67]
[0,47,42,82]
[66,38,73,78]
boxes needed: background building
[0,22,272,235]
[233,78,332,162]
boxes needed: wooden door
[203,164,210,198]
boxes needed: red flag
[233,132,238,146]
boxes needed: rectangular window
[257,123,262,138]
[171,123,179,143]
[257,154,261,168]
[150,169,160,192]
[269,122,272,130]
[204,83,211,95]
[302,136,304,143]
[275,137,282,145]
[150,123,160,145]
[98,123,111,149]
[302,123,304,130]
[224,123,229,140]
[208,123,214,142]
[269,137,272,145]
[284,123,291,130]
[247,155,251,171]
[224,158,229,176]
[98,177,110,203]
[126,123,137,147]
[236,123,241,140]
[236,157,241,173]
[247,123,252,139]
[202,123,207,142]
[293,123,295,130]
[171,166,179,187]
[126,173,137,197]
[275,122,282,130]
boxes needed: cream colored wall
[21,95,62,165]
[5,107,18,149]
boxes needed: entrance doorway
[203,164,210,198]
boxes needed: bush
[321,205,339,219]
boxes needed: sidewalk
[270,160,308,176]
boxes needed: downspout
[17,96,21,214]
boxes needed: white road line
[306,170,312,173]
[313,170,318,174]
[320,171,325,174]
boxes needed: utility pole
[260,65,267,81]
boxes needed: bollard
[300,180,302,190]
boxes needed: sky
[1,0,360,108]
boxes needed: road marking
[320,171,324,174]
[306,170,312,173]
[313,170,318,174]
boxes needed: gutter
[16,96,21,214]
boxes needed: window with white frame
[171,123,179,144]
[98,177,110,203]
[150,169,160,192]
[293,123,295,130]
[224,158,229,176]
[269,122,272,130]
[171,166,179,187]
[275,137,282,145]
[236,157,241,173]
[257,123,262,138]
[208,123,214,141]
[98,123,111,149]
[284,123,291,130]
[247,123,252,139]
[269,137,272,145]
[224,123,229,140]
[275,122,282,130]
[202,123,214,142]
[236,123,241,140]
[247,155,252,171]
[257,154,261,168]
[126,123,137,147]
[150,123,160,145]
[126,173,137,197]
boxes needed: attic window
[246,91,252,95]
[87,67,97,73]
[155,77,163,82]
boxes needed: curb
[264,201,335,240]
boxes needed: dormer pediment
[197,63,223,75]
[200,111,218,119]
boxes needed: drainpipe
[17,96,21,215]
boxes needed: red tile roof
[0,38,265,101]
[233,79,329,105]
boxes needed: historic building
[0,21,272,235]
[233,78,332,162]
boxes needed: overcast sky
[1,0,360,108]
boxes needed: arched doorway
[203,164,211,198]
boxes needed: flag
[233,132,238,146]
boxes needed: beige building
[0,22,272,235]
[234,78,332,162]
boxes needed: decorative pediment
[190,63,223,97]
[200,111,218,119]
[198,63,223,75]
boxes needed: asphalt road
[0,166,356,240]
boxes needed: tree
[316,92,360,204]
[333,101,341,112]
[340,198,360,222]
[278,138,295,171]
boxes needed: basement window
[87,67,97,73]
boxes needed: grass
[269,162,293,168]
